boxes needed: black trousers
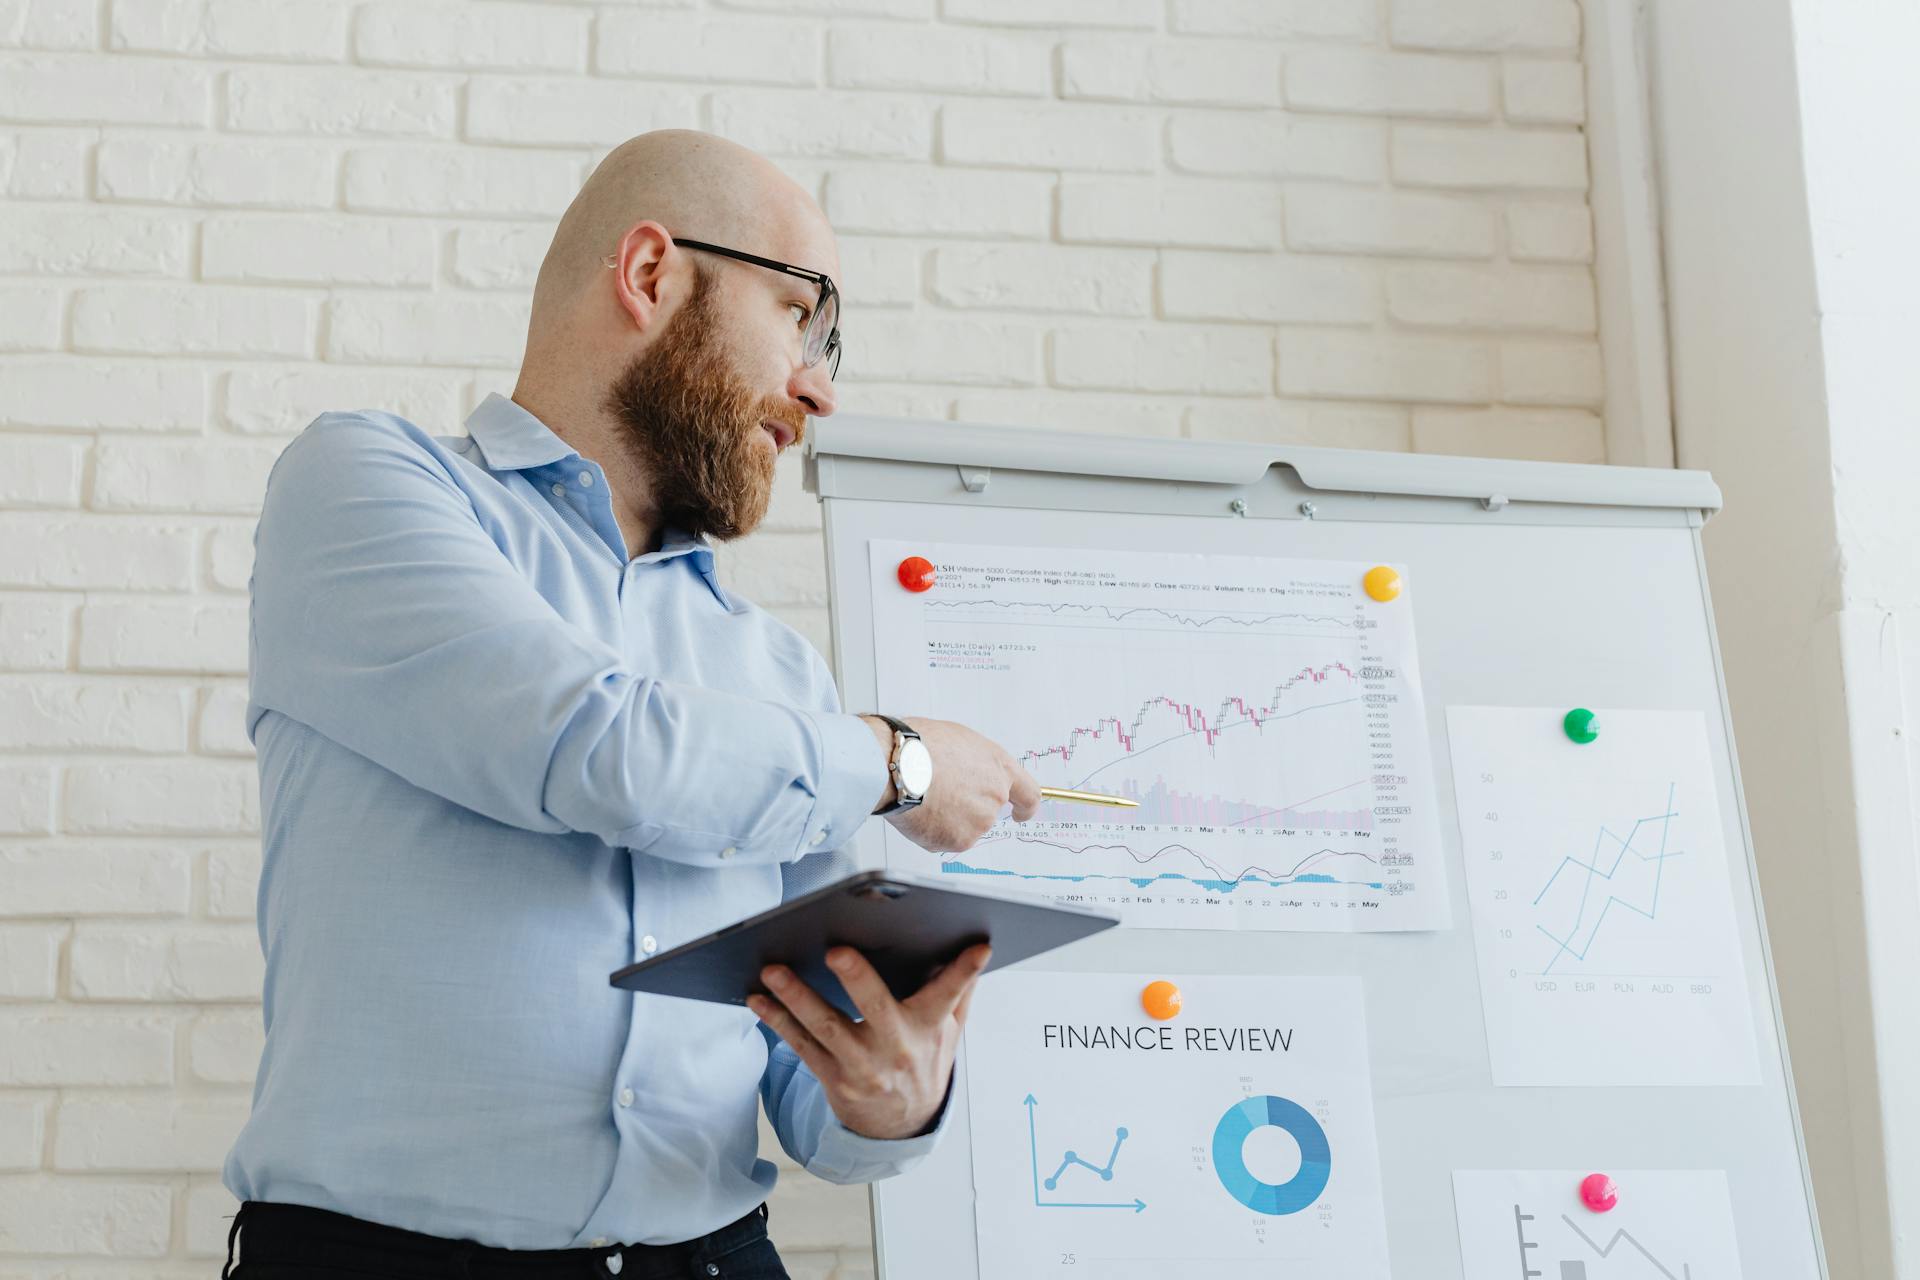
[221,1199,791,1280]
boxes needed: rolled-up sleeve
[248,412,887,865]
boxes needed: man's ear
[606,220,679,335]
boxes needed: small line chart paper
[867,540,1450,932]
[1447,707,1760,1087]
[1453,1170,1744,1279]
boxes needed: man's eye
[788,302,810,328]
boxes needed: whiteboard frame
[802,414,1824,1280]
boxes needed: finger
[953,978,978,1028]
[760,964,861,1062]
[1007,764,1042,823]
[824,947,906,1036]
[747,993,836,1082]
[905,943,992,1024]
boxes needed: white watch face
[896,737,934,798]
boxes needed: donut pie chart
[1211,1095,1332,1216]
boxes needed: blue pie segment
[1210,1095,1332,1216]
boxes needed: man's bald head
[528,129,837,338]
[511,129,842,551]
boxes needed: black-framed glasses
[605,237,841,380]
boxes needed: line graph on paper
[1532,784,1687,977]
[868,541,1452,932]
[1448,708,1760,1086]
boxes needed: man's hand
[748,942,991,1141]
[863,715,1042,853]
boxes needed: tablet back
[609,870,1119,1018]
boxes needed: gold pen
[1038,786,1139,808]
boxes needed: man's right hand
[861,715,1042,853]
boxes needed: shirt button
[550,482,566,497]
[618,1087,634,1107]
[589,1237,607,1247]
[578,471,594,487]
[641,935,658,954]
[705,1266,720,1277]
[810,830,827,846]
[719,845,736,860]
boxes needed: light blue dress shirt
[221,392,946,1249]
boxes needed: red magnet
[897,556,936,593]
[1579,1173,1618,1213]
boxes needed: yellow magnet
[1363,565,1401,602]
[1141,980,1183,1021]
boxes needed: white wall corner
[1835,606,1920,1275]
[1582,0,1676,469]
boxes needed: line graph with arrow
[1023,1095,1145,1213]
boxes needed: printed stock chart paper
[868,541,1451,932]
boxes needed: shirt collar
[464,393,735,612]
[463,392,579,471]
[648,529,736,613]
[648,527,729,606]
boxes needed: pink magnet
[1579,1173,1618,1213]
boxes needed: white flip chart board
[802,415,1826,1280]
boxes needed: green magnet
[1563,707,1599,744]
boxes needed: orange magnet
[1363,565,1401,602]
[1141,980,1183,1021]
[897,556,936,593]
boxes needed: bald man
[219,130,1041,1280]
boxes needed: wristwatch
[874,714,933,816]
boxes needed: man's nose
[789,357,837,418]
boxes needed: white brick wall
[0,0,1605,1271]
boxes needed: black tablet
[608,869,1118,1018]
